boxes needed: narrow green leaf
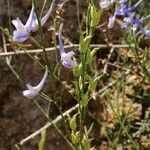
[79,35,92,53]
[88,75,102,93]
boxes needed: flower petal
[33,69,48,91]
[41,0,55,26]
[12,18,29,42]
[58,24,65,53]
[108,15,116,29]
[61,51,74,60]
[62,59,75,68]
[61,51,75,68]
[58,24,75,68]
[25,4,37,32]
[115,3,127,16]
[23,83,38,99]
[13,30,29,42]
[23,89,38,99]
[128,0,143,12]
[12,18,26,31]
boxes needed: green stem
[33,0,51,72]
[131,32,150,80]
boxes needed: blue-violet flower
[12,0,55,42]
[58,24,75,68]
[121,14,150,37]
[108,0,143,28]
[99,0,115,9]
[23,68,48,99]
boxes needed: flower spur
[23,68,48,99]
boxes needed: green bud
[82,135,91,150]
[68,114,77,131]
[71,131,80,144]
[73,64,82,77]
[81,94,89,107]
[71,133,78,144]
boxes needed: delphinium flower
[107,0,143,28]
[58,24,75,68]
[121,14,150,37]
[23,68,48,99]
[12,0,55,42]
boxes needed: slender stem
[32,0,52,74]
[53,18,58,62]
[40,0,48,17]
[78,2,93,142]
[131,31,150,80]
[76,0,80,27]
[0,43,135,57]
[6,0,12,32]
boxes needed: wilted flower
[23,68,48,99]
[12,0,55,42]
[58,24,75,68]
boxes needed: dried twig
[0,44,134,57]
[103,47,115,75]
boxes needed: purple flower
[12,0,55,42]
[58,24,75,68]
[99,0,115,8]
[12,18,31,42]
[108,0,143,28]
[121,14,150,37]
[115,0,143,16]
[99,0,128,9]
[23,69,48,99]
